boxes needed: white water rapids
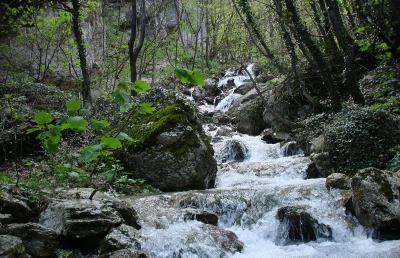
[128,66,400,258]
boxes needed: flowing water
[129,66,400,258]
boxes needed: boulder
[212,112,232,125]
[203,78,221,98]
[100,249,148,258]
[39,199,123,242]
[192,87,206,102]
[351,168,400,240]
[202,224,243,253]
[216,140,249,163]
[120,102,217,191]
[233,82,253,95]
[183,209,219,226]
[0,223,59,257]
[261,130,290,144]
[309,152,334,177]
[99,224,141,255]
[326,173,351,190]
[0,235,28,258]
[310,135,328,153]
[276,206,332,244]
[0,214,12,224]
[229,98,267,136]
[305,163,322,179]
[215,126,234,137]
[0,192,33,223]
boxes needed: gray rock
[216,140,249,163]
[0,214,12,224]
[184,209,219,226]
[326,173,351,190]
[100,249,148,258]
[203,78,221,98]
[229,98,267,136]
[215,126,233,137]
[212,112,232,125]
[276,206,332,244]
[192,87,206,102]
[99,224,141,255]
[233,82,253,95]
[310,152,334,177]
[351,168,400,240]
[202,224,243,253]
[310,135,328,153]
[0,223,59,257]
[0,235,28,258]
[0,192,33,223]
[39,199,123,240]
[261,129,290,144]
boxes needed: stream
[128,66,400,258]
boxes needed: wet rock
[39,199,123,242]
[351,168,400,240]
[0,223,59,257]
[215,126,233,137]
[212,112,232,125]
[0,235,28,258]
[203,78,221,98]
[305,163,322,179]
[121,102,217,191]
[326,173,351,190]
[184,209,219,226]
[110,201,141,229]
[229,98,267,136]
[0,192,33,223]
[216,140,249,163]
[192,87,206,102]
[100,249,148,258]
[282,141,301,157]
[99,224,141,255]
[261,130,290,144]
[203,224,244,253]
[310,152,334,177]
[276,206,332,244]
[233,82,253,95]
[0,214,12,224]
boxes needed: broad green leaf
[112,89,131,112]
[48,126,62,144]
[100,136,122,149]
[61,116,88,131]
[66,97,81,114]
[189,70,205,86]
[117,81,132,92]
[139,102,155,114]
[35,112,53,125]
[132,80,151,93]
[80,146,99,163]
[91,119,110,131]
[175,68,190,84]
[117,132,134,142]
[37,131,49,140]
[26,126,44,134]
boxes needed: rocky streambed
[1,66,400,258]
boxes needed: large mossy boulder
[120,101,217,191]
[351,168,400,240]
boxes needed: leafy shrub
[297,106,400,174]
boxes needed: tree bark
[324,0,365,104]
[71,0,91,106]
[284,0,342,110]
[128,0,146,83]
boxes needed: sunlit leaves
[132,80,151,93]
[175,68,205,86]
[91,119,110,131]
[34,112,53,125]
[139,102,155,114]
[66,97,81,115]
[100,136,122,149]
[61,116,88,131]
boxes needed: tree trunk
[284,0,342,110]
[71,0,91,106]
[128,0,146,83]
[324,0,365,104]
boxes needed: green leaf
[91,119,110,131]
[66,97,81,114]
[132,80,151,93]
[80,146,99,163]
[117,81,132,92]
[34,112,53,125]
[48,126,62,144]
[61,116,88,131]
[44,139,59,153]
[175,68,190,84]
[26,126,44,134]
[112,88,131,112]
[139,102,155,114]
[189,70,205,86]
[100,136,122,149]
[117,132,134,142]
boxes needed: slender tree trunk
[284,0,341,110]
[324,0,365,104]
[128,0,146,83]
[71,0,91,106]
